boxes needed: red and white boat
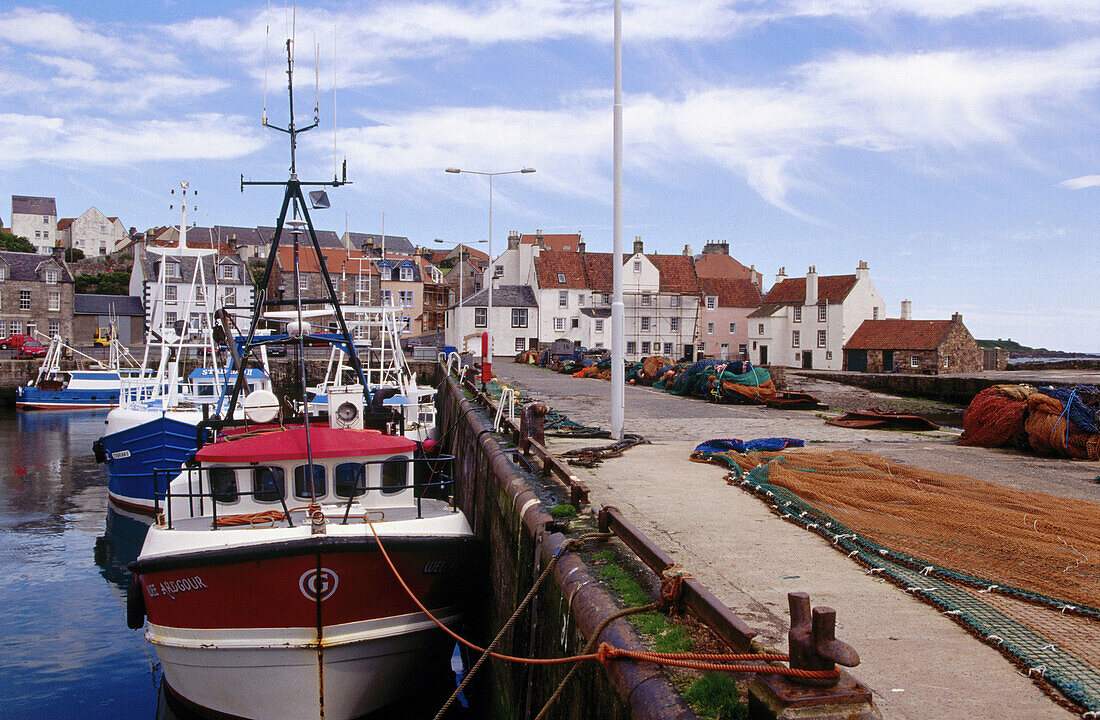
[129,419,474,719]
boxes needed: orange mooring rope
[363,519,840,678]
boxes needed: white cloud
[1061,175,1100,189]
[0,113,265,166]
[775,0,1100,23]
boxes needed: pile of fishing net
[958,384,1100,459]
[665,358,778,404]
[514,349,540,364]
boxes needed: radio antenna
[263,0,271,125]
[333,25,338,181]
[313,37,320,124]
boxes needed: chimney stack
[775,267,787,286]
[507,230,520,250]
[856,260,869,281]
[578,239,585,254]
[900,300,912,320]
[633,236,644,255]
[683,244,691,256]
[805,266,818,305]
[951,312,963,324]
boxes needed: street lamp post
[445,167,535,384]
[434,239,487,354]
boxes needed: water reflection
[94,506,151,590]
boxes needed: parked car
[266,344,287,357]
[0,334,33,350]
[17,340,47,359]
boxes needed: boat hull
[16,385,120,409]
[100,411,205,514]
[135,533,473,720]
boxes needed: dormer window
[166,262,181,279]
[45,268,59,284]
[0,266,7,281]
[706,295,717,310]
[220,264,236,281]
[381,266,392,281]
[557,273,566,284]
[399,266,413,282]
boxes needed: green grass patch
[549,504,578,519]
[684,673,747,720]
[597,562,692,653]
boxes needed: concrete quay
[493,362,1100,720]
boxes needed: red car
[16,340,47,358]
[0,333,32,350]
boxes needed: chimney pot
[951,312,963,323]
[633,236,644,255]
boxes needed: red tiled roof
[57,218,75,231]
[535,250,701,295]
[761,275,857,305]
[521,233,581,252]
[276,246,372,274]
[844,320,955,350]
[698,277,762,308]
[695,253,760,283]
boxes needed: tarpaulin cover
[693,438,805,454]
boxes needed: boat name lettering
[109,450,131,460]
[422,559,452,575]
[147,576,208,598]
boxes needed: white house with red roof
[57,206,128,255]
[747,261,886,370]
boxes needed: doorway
[759,345,768,365]
[802,351,813,369]
[883,350,894,372]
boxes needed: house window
[793,306,802,322]
[554,317,564,331]
[729,322,736,334]
[559,290,568,308]
[381,266,392,281]
[706,296,717,310]
[189,313,201,331]
[19,290,31,310]
[8,320,20,335]
[626,341,637,354]
[49,292,60,311]
[826,350,833,360]
[758,324,764,335]
[494,265,503,277]
[579,294,585,306]
[817,330,826,348]
[194,286,206,303]
[381,289,393,306]
[165,311,177,325]
[49,319,59,336]
[515,337,526,352]
[557,273,566,284]
[220,264,236,281]
[738,343,748,357]
[944,357,949,368]
[818,303,827,322]
[669,317,679,331]
[399,266,413,281]
[356,275,369,292]
[641,316,651,331]
[298,274,309,292]
[663,342,673,355]
[35,230,41,239]
[45,268,58,284]
[0,266,6,281]
[670,295,680,307]
[641,293,651,305]
[571,318,579,329]
[595,319,604,332]
[911,356,920,368]
[511,308,528,328]
[633,260,641,274]
[165,286,177,301]
[792,330,800,348]
[398,290,414,307]
[641,341,650,354]
[707,322,715,334]
[602,293,611,304]
[223,287,236,306]
[398,316,411,332]
[474,307,487,328]
[42,216,49,223]
[166,262,180,278]
[872,307,879,320]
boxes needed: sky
[1,1,1097,351]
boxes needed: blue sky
[1,1,1097,350]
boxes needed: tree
[0,230,35,253]
[75,269,131,295]
[65,248,86,262]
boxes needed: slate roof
[346,232,415,255]
[214,225,265,246]
[74,294,145,316]
[760,274,857,305]
[258,226,345,249]
[698,277,762,308]
[0,251,72,282]
[139,248,249,285]
[459,284,537,308]
[844,319,957,351]
[12,196,57,216]
[533,250,702,296]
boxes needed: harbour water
[0,408,471,719]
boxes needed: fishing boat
[126,37,474,719]
[15,325,149,410]
[95,184,272,515]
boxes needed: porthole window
[294,464,327,499]
[335,463,366,498]
[209,467,239,503]
[252,466,286,503]
[380,456,409,495]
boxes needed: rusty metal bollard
[519,402,548,455]
[787,591,860,687]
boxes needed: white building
[57,207,128,255]
[10,196,57,253]
[129,239,254,340]
[445,285,539,354]
[747,261,886,370]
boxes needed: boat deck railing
[153,454,458,530]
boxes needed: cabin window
[380,456,409,495]
[294,464,327,499]
[252,466,286,502]
[209,467,239,503]
[335,463,366,498]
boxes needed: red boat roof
[195,426,417,463]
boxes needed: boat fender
[126,577,146,630]
[422,438,436,454]
[92,439,106,464]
